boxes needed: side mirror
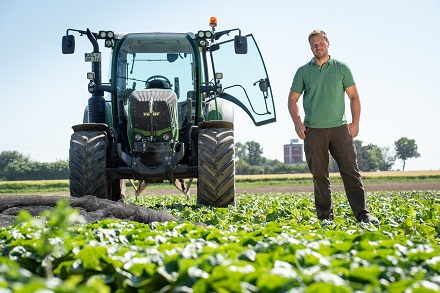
[62,35,75,54]
[234,35,247,54]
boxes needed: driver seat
[145,79,171,89]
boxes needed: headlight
[162,133,171,141]
[134,134,142,141]
[105,39,113,48]
[98,31,114,39]
[197,31,205,38]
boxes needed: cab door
[210,34,276,126]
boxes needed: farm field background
[1,171,440,292]
[1,170,439,195]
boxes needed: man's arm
[345,84,361,139]
[288,90,306,140]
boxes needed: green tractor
[62,17,276,207]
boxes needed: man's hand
[295,122,307,140]
[345,85,361,140]
[348,122,359,139]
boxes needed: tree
[235,142,246,161]
[363,144,387,172]
[0,151,29,180]
[3,160,69,181]
[0,150,69,181]
[235,141,265,166]
[235,159,249,175]
[246,141,264,165]
[380,146,395,171]
[394,137,420,171]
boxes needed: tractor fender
[207,99,234,123]
[218,100,234,123]
[72,123,108,132]
[198,120,233,130]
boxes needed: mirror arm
[66,28,88,36]
[215,28,241,40]
[86,29,99,53]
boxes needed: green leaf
[305,282,352,293]
[349,266,382,285]
[75,246,108,271]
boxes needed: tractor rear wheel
[69,130,122,200]
[197,125,235,207]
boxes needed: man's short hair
[308,30,329,43]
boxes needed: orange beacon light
[209,17,217,28]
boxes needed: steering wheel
[145,75,172,89]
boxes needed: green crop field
[1,188,440,292]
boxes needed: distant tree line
[0,151,69,181]
[0,137,420,179]
[236,137,420,175]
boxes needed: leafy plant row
[1,191,440,292]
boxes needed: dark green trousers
[304,125,369,221]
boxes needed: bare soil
[235,181,440,194]
[133,181,440,196]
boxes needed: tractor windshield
[210,34,276,126]
[114,33,196,104]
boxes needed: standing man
[288,30,378,224]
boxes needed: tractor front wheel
[69,130,122,200]
[197,125,235,207]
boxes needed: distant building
[284,139,304,164]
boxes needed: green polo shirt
[290,57,355,128]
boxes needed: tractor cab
[111,30,276,129]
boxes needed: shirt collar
[310,55,332,67]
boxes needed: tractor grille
[129,89,177,133]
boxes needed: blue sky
[0,0,439,171]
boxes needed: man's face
[309,35,329,60]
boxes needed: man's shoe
[359,213,379,224]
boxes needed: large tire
[197,127,235,207]
[69,130,122,200]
